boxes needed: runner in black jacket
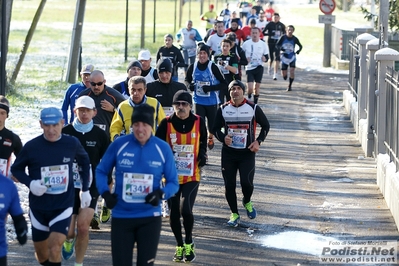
[156,34,187,82]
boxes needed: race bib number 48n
[0,159,8,176]
[122,173,154,203]
[41,164,69,194]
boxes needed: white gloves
[80,190,92,209]
[29,180,47,196]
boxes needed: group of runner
[0,4,308,265]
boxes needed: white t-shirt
[206,33,226,58]
[241,39,269,71]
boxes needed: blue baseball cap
[40,107,63,125]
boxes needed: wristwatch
[257,139,262,145]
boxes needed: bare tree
[10,0,47,86]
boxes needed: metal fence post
[374,48,399,154]
[356,33,377,120]
[365,38,379,157]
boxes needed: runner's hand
[102,191,118,209]
[145,189,163,206]
[29,180,47,196]
[80,190,92,209]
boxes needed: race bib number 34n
[122,173,154,203]
[41,164,69,194]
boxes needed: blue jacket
[61,82,88,125]
[0,174,24,257]
[96,134,179,218]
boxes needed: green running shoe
[172,245,184,262]
[242,198,257,219]
[184,242,196,263]
[227,213,240,227]
[100,206,111,223]
[61,237,75,260]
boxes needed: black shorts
[281,59,296,70]
[246,66,264,83]
[29,207,73,242]
[72,186,99,215]
[268,42,280,62]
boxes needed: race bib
[228,124,249,149]
[249,58,261,68]
[163,107,174,117]
[122,173,154,203]
[196,81,210,97]
[72,162,93,189]
[0,159,7,176]
[41,164,69,194]
[173,144,195,176]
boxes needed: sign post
[319,0,336,67]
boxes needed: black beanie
[231,18,240,25]
[0,95,10,115]
[156,57,173,73]
[228,80,246,92]
[127,60,142,72]
[131,104,155,128]
[173,90,193,105]
[197,43,210,57]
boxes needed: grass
[6,0,369,100]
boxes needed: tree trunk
[10,0,47,86]
[0,0,14,94]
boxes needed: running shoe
[287,86,292,91]
[184,242,196,263]
[101,206,111,223]
[207,137,214,150]
[90,213,100,229]
[242,198,257,219]
[227,213,240,227]
[61,238,75,260]
[273,74,277,80]
[173,245,185,262]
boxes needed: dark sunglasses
[173,101,189,107]
[90,81,104,86]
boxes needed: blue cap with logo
[40,107,63,125]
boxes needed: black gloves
[296,50,301,55]
[12,214,27,245]
[102,191,118,209]
[264,54,269,63]
[202,86,211,93]
[189,83,195,92]
[198,154,207,167]
[145,189,164,206]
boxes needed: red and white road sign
[319,0,336,15]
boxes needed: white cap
[138,50,151,60]
[75,96,96,110]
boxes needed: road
[7,68,399,265]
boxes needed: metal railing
[347,38,359,99]
[384,66,399,169]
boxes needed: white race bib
[41,164,69,194]
[0,159,8,176]
[122,173,154,203]
[72,162,93,189]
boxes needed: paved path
[8,68,399,265]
